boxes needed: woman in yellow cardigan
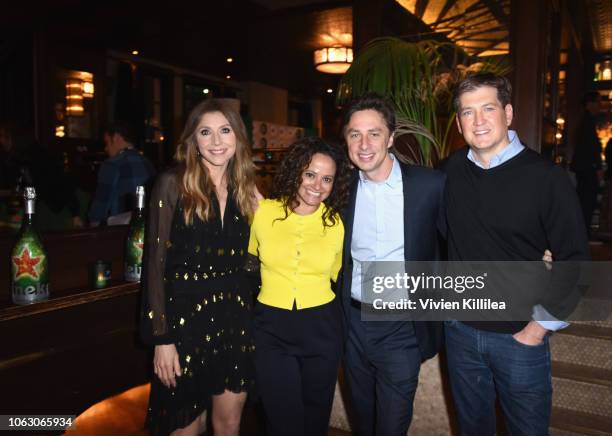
[248,137,351,436]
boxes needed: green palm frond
[337,37,511,167]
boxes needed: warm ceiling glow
[132,50,139,55]
[203,88,210,94]
[314,7,353,47]
[395,0,510,57]
[226,57,233,63]
[556,117,565,125]
[326,88,333,94]
[226,75,231,79]
[314,46,353,74]
[555,132,563,139]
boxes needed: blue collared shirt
[466,129,524,169]
[89,148,156,223]
[467,130,567,331]
[351,155,404,302]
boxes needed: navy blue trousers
[445,320,552,436]
[344,303,421,436]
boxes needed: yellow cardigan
[248,199,344,310]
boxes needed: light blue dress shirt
[351,155,404,302]
[467,130,568,331]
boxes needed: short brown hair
[104,121,137,145]
[453,73,512,112]
[341,93,396,135]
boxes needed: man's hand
[513,320,548,346]
[542,249,553,271]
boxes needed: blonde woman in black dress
[141,99,261,435]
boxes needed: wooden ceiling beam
[415,0,428,19]
[432,7,491,28]
[453,25,507,41]
[480,0,510,27]
[435,0,458,22]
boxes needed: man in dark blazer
[338,93,446,436]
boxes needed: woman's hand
[154,344,181,388]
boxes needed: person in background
[141,99,261,436]
[248,137,351,436]
[571,91,603,235]
[88,121,155,225]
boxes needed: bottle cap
[24,186,36,200]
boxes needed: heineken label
[11,240,49,305]
[124,225,144,282]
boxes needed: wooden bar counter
[0,226,150,417]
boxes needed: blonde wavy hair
[174,99,256,225]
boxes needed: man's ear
[387,133,394,149]
[504,104,513,126]
[455,115,463,135]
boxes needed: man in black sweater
[443,73,589,435]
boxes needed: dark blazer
[338,160,447,362]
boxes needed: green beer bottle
[11,187,49,305]
[124,185,145,282]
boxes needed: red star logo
[12,247,42,279]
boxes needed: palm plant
[337,37,510,167]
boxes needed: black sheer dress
[141,169,255,435]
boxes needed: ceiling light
[326,88,333,94]
[203,88,210,94]
[226,75,231,79]
[314,46,353,74]
[226,57,233,63]
[132,50,139,55]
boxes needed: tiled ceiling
[395,0,510,57]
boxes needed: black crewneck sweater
[443,147,590,333]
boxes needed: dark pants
[344,303,421,436]
[445,321,552,436]
[253,299,342,436]
[575,169,599,233]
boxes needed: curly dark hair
[271,136,351,228]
